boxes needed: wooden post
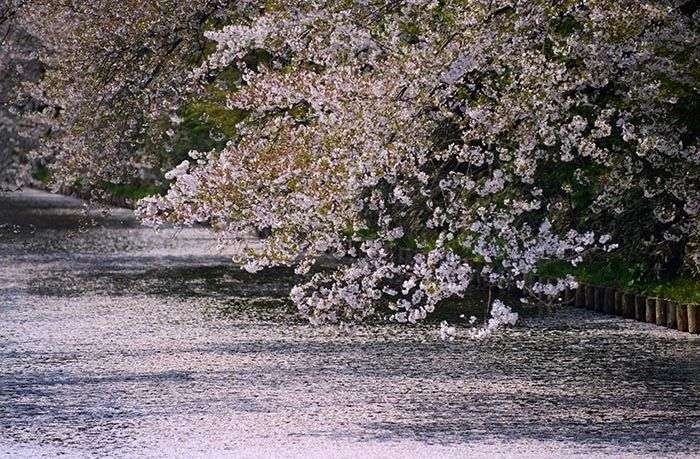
[585,285,595,310]
[622,293,635,319]
[655,299,667,326]
[575,285,586,308]
[565,285,576,303]
[666,301,677,329]
[594,286,605,312]
[614,290,623,316]
[645,297,656,323]
[605,288,616,314]
[688,304,699,334]
[676,303,688,332]
[635,295,646,322]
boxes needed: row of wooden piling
[569,283,699,334]
[473,273,698,334]
[395,250,698,334]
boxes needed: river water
[1,189,698,457]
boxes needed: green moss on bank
[641,278,700,305]
[538,259,700,304]
[32,164,51,184]
[99,182,164,201]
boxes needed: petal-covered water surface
[1,189,698,458]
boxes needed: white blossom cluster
[438,299,519,341]
[136,0,699,323]
[466,299,519,340]
[7,0,697,322]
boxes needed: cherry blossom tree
[12,0,240,194]
[10,0,699,329]
[0,0,42,191]
[137,0,698,326]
